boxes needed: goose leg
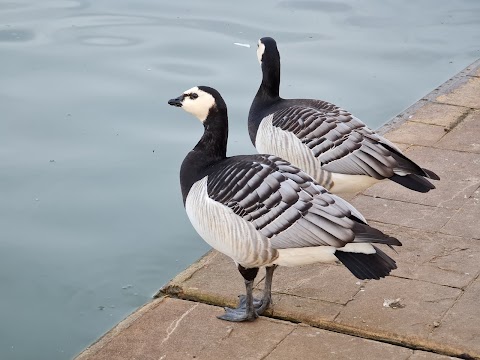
[238,265,277,314]
[217,265,259,322]
[256,265,276,314]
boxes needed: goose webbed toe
[238,295,265,312]
[217,304,258,322]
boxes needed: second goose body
[249,37,439,194]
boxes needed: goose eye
[189,93,198,99]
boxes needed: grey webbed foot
[217,265,274,322]
[217,305,258,322]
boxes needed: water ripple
[346,15,398,28]
[158,62,216,79]
[50,12,331,48]
[0,2,31,10]
[0,28,34,42]
[278,0,352,13]
[77,35,139,47]
[0,0,90,12]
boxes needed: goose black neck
[180,106,229,204]
[193,107,228,162]
[248,57,282,145]
[257,57,281,101]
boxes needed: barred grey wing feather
[206,155,360,249]
[270,103,408,179]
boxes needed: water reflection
[51,0,91,10]
[159,62,216,79]
[278,0,352,13]
[0,0,90,12]
[0,29,34,42]
[35,0,91,10]
[78,35,139,47]
[53,12,324,49]
[0,2,30,10]
[346,15,399,28]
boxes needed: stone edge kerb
[377,58,480,136]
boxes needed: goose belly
[256,115,333,189]
[185,177,278,268]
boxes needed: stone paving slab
[364,147,480,210]
[384,121,447,147]
[334,276,461,338]
[264,324,413,360]
[369,222,480,289]
[410,352,461,360]
[429,277,480,356]
[405,102,470,129]
[440,195,480,240]
[436,110,480,154]
[77,298,462,360]
[269,262,363,305]
[350,195,454,231]
[76,298,294,360]
[436,76,480,109]
[473,66,480,77]
[266,327,463,360]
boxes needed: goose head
[257,37,280,66]
[168,86,226,123]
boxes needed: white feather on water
[233,42,250,48]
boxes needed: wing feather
[206,155,398,250]
[269,101,436,182]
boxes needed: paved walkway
[77,60,480,360]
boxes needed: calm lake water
[0,0,479,359]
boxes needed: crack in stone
[361,194,442,209]
[404,349,417,360]
[271,290,350,306]
[438,107,472,133]
[424,296,461,304]
[260,324,297,360]
[427,247,470,264]
[390,274,466,290]
[436,181,480,209]
[425,275,480,339]
[160,303,199,346]
[430,145,480,155]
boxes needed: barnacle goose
[248,37,440,194]
[168,86,401,322]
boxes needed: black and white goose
[168,85,401,322]
[248,37,439,194]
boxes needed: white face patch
[257,40,265,64]
[181,86,216,122]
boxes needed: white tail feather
[337,243,376,254]
[272,247,337,267]
[330,173,381,194]
[271,243,377,267]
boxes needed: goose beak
[168,96,184,107]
